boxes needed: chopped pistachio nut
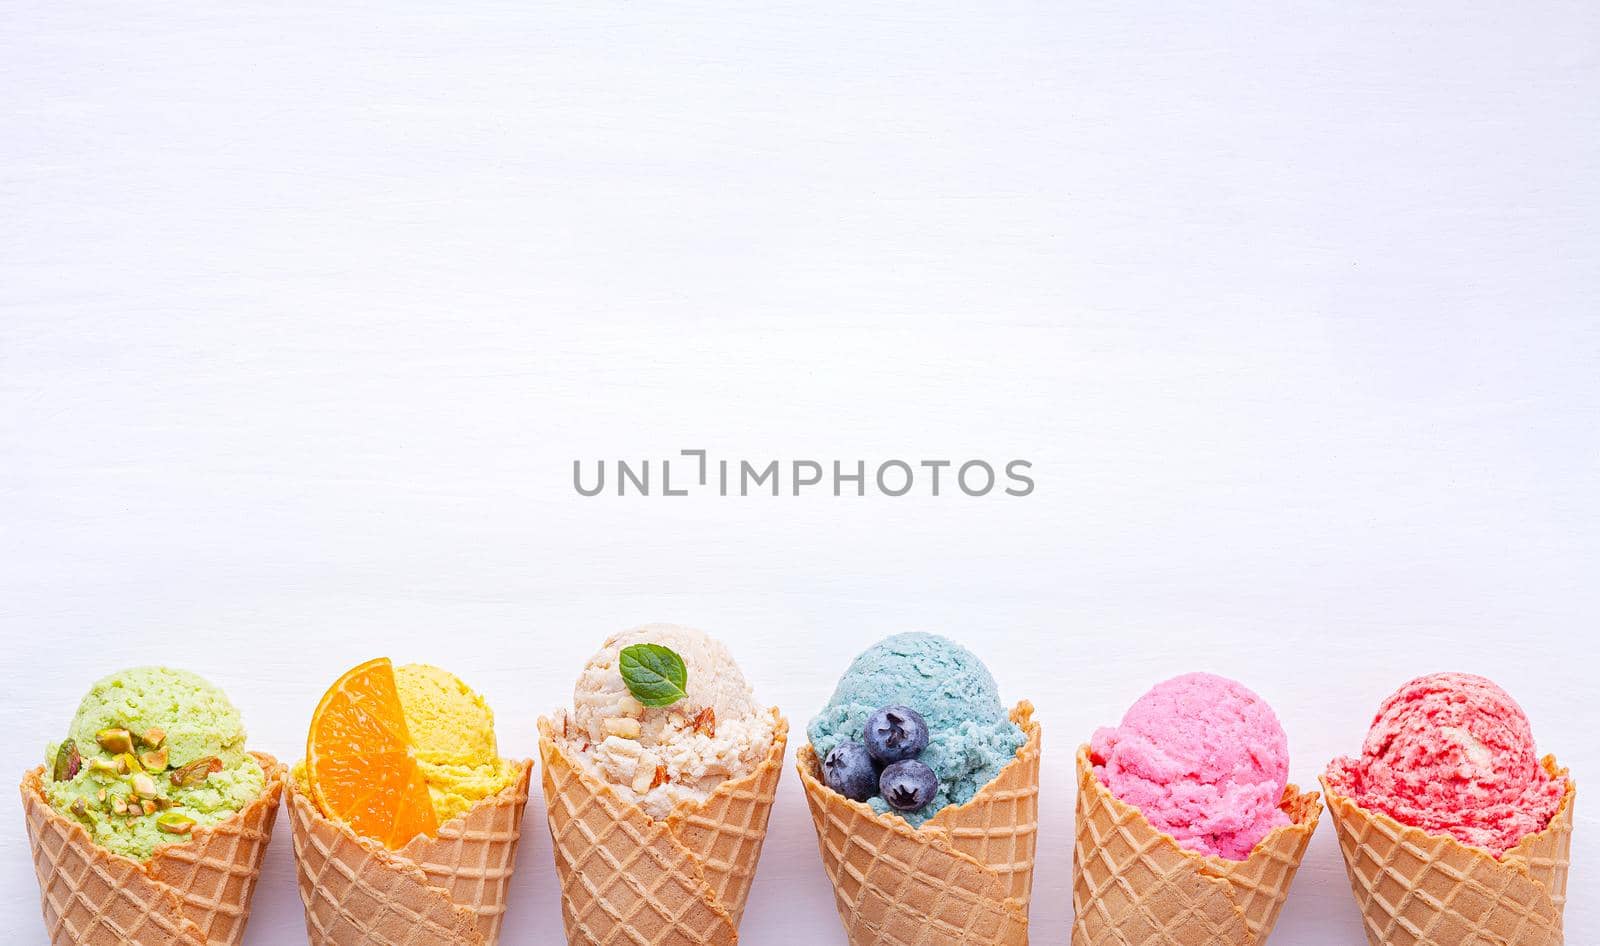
[88,757,123,776]
[170,756,223,787]
[156,812,196,835]
[52,742,82,782]
[130,773,159,798]
[95,728,134,755]
[140,747,171,771]
[138,728,166,749]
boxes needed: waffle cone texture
[1072,745,1322,946]
[538,708,789,946]
[21,751,286,946]
[285,759,533,946]
[1321,756,1575,946]
[796,701,1042,946]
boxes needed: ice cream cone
[285,760,533,946]
[1072,744,1322,946]
[20,751,286,946]
[796,701,1040,946]
[538,708,788,946]
[1320,756,1575,946]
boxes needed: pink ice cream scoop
[1091,673,1292,860]
[1324,672,1567,856]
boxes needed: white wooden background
[3,2,1596,943]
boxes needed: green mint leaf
[620,643,689,707]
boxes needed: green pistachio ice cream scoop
[43,666,265,860]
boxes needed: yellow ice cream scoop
[394,664,514,823]
[395,664,499,765]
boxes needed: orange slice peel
[306,657,438,849]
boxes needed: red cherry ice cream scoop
[1325,672,1567,855]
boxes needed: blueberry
[863,705,930,764]
[822,741,879,802]
[879,759,939,812]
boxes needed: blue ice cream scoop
[808,632,1026,826]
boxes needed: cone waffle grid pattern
[1072,745,1321,946]
[288,782,480,945]
[287,765,533,946]
[25,783,203,946]
[1073,754,1248,945]
[544,771,735,945]
[539,711,787,946]
[1506,760,1575,921]
[924,725,1041,909]
[797,702,1039,946]
[1321,758,1574,946]
[147,752,285,945]
[400,762,532,943]
[1333,811,1553,946]
[802,776,1030,945]
[21,752,286,946]
[1203,820,1318,941]
[669,745,784,926]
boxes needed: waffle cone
[796,701,1041,946]
[1320,756,1575,946]
[20,751,286,946]
[537,708,788,946]
[285,759,533,946]
[1072,745,1322,946]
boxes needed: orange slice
[306,657,438,849]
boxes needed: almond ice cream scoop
[1091,673,1292,860]
[552,624,778,819]
[1324,672,1567,855]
